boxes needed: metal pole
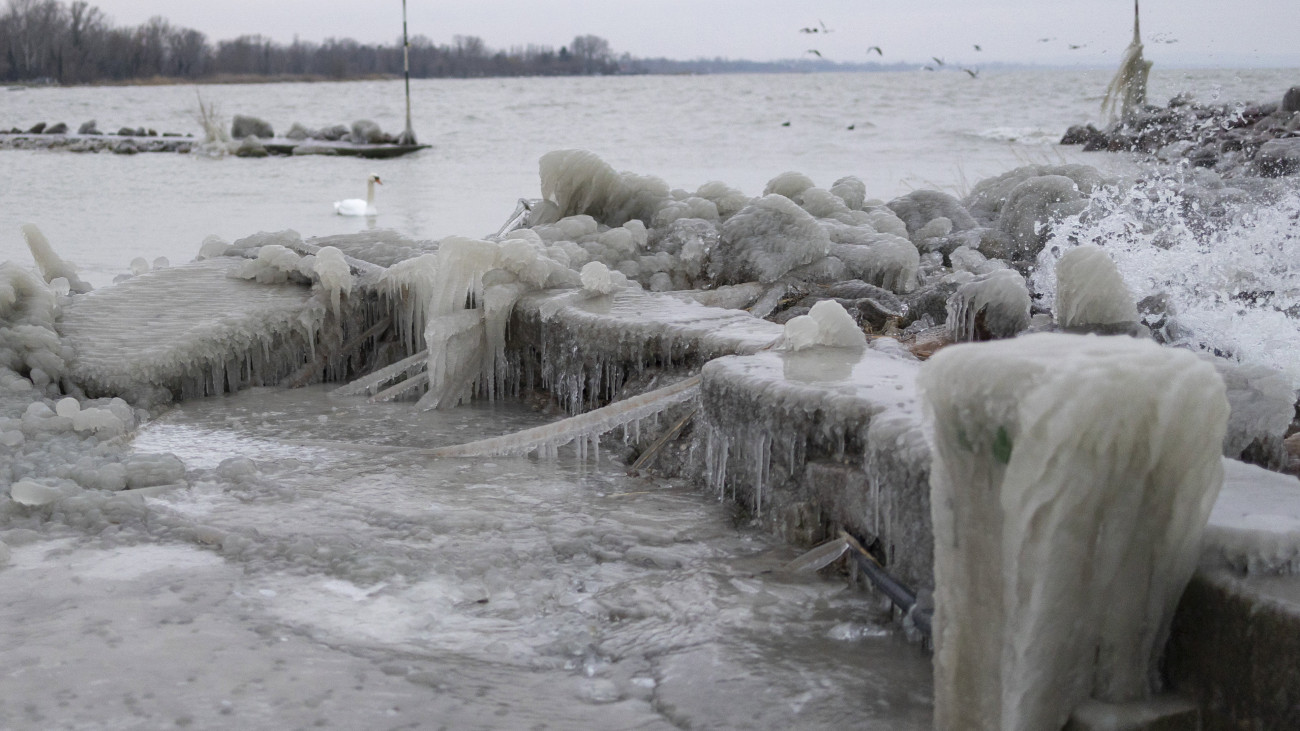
[398,0,417,145]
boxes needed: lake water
[2,68,1293,287]
[1,68,1297,728]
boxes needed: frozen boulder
[887,190,978,238]
[1209,358,1297,468]
[763,171,816,201]
[123,453,186,489]
[285,122,312,140]
[708,194,830,284]
[351,119,385,144]
[234,136,269,158]
[536,149,671,227]
[965,164,1105,225]
[829,176,867,211]
[230,114,274,139]
[945,269,1031,342]
[996,175,1088,258]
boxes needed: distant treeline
[0,0,912,84]
[0,0,628,83]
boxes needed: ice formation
[780,300,867,351]
[920,333,1228,731]
[1054,244,1139,330]
[20,224,93,294]
[944,269,1031,342]
[709,194,830,284]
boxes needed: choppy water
[1,68,1293,286]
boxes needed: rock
[887,190,978,237]
[291,144,338,156]
[112,140,139,155]
[1254,138,1300,176]
[351,119,384,144]
[115,126,135,136]
[77,120,100,135]
[26,122,46,133]
[1282,86,1300,113]
[231,114,274,139]
[314,124,350,141]
[1060,123,1106,147]
[44,122,68,134]
[285,122,311,140]
[234,136,269,158]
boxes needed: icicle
[333,349,429,397]
[431,375,700,458]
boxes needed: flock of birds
[798,18,1175,77]
[800,20,980,79]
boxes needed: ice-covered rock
[945,269,1031,342]
[886,190,977,239]
[996,175,1088,258]
[1208,358,1296,468]
[535,149,670,226]
[763,171,816,201]
[965,164,1105,225]
[921,333,1228,731]
[709,195,830,284]
[230,114,273,139]
[1054,244,1139,330]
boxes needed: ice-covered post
[919,333,1228,731]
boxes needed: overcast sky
[87,1,1300,68]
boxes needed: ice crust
[921,333,1228,731]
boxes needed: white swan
[334,173,382,216]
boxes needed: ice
[944,269,1031,342]
[20,223,93,294]
[780,300,867,351]
[536,149,670,226]
[920,333,1228,731]
[709,194,830,284]
[432,375,700,458]
[311,245,353,318]
[1054,244,1139,330]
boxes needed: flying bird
[973,44,982,52]
[923,66,935,71]
[807,49,823,58]
[867,46,883,56]
[1038,37,1055,43]
[931,56,946,66]
[1069,44,1086,50]
[962,67,980,79]
[799,20,833,34]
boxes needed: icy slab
[698,342,932,586]
[58,258,318,401]
[1204,459,1300,575]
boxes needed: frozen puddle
[2,386,931,729]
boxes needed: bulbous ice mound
[780,300,866,351]
[919,333,1228,731]
[1054,244,1138,329]
[709,194,830,285]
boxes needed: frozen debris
[945,269,1031,342]
[432,375,701,458]
[921,333,1227,731]
[1054,244,1139,331]
[20,223,93,294]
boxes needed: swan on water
[334,173,382,216]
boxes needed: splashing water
[1032,174,1300,388]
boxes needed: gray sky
[89,1,1300,67]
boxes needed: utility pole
[398,0,417,145]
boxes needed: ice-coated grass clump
[921,333,1228,731]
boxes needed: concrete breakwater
[0,115,428,157]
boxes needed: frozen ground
[0,386,932,730]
